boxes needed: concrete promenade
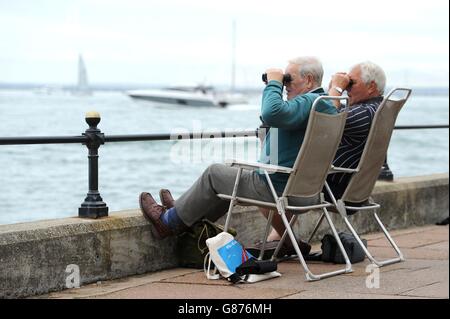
[37,224,449,299]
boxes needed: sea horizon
[0,82,448,96]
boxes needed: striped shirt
[327,96,384,197]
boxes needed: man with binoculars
[253,56,338,255]
[325,61,386,199]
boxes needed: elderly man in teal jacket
[139,56,336,256]
[259,59,337,194]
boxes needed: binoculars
[347,79,355,90]
[262,73,355,90]
[262,73,292,85]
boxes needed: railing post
[258,116,270,144]
[79,111,108,218]
[378,156,394,181]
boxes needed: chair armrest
[329,165,359,174]
[225,159,293,174]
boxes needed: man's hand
[265,68,284,83]
[328,72,351,108]
[329,72,351,91]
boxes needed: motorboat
[127,85,247,107]
[127,20,248,107]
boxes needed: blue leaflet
[217,239,254,273]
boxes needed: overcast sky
[0,0,448,88]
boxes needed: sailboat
[127,20,247,107]
[72,54,92,96]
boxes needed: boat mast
[231,19,236,92]
[78,54,89,91]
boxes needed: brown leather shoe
[139,192,173,239]
[159,189,174,209]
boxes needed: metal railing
[0,112,448,218]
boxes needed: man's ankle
[161,207,188,234]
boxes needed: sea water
[0,90,448,225]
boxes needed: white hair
[288,56,324,86]
[354,61,386,94]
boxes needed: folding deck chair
[218,96,353,281]
[311,88,412,267]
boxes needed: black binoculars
[347,79,355,90]
[262,73,292,85]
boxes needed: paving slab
[284,291,423,299]
[368,231,448,248]
[369,245,448,260]
[362,225,449,241]
[36,268,198,299]
[402,281,449,298]
[424,241,449,251]
[89,282,298,299]
[291,259,449,297]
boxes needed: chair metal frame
[308,88,412,268]
[218,95,353,281]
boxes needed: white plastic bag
[204,232,252,282]
[204,232,281,283]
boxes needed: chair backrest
[341,88,412,203]
[283,96,348,198]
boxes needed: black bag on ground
[321,232,367,264]
[176,219,236,269]
[235,258,278,276]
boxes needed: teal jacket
[258,80,337,193]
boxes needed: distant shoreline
[0,83,448,96]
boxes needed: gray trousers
[174,163,274,226]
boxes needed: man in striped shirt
[327,61,387,199]
[259,61,387,257]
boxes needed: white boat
[127,20,248,107]
[33,85,65,95]
[127,85,247,107]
